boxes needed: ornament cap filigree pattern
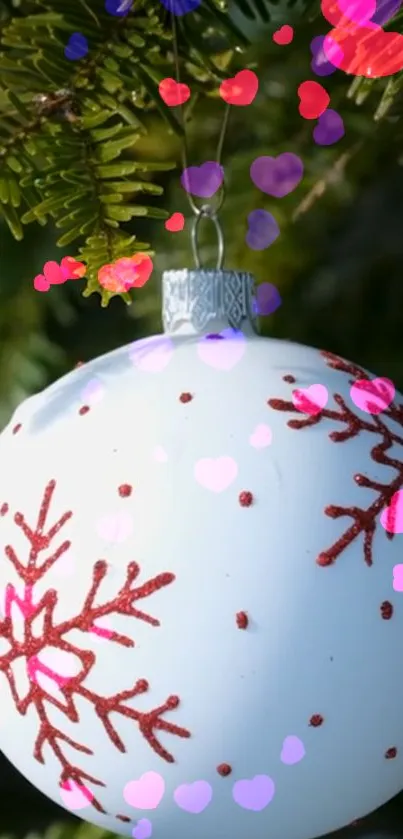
[162,269,258,336]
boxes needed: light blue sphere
[0,270,402,839]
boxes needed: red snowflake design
[0,480,190,815]
[268,350,403,567]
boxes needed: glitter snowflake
[268,350,403,567]
[0,480,190,815]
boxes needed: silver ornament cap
[162,269,258,336]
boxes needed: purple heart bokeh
[246,209,280,250]
[250,153,304,198]
[64,33,89,61]
[280,735,306,765]
[105,0,133,15]
[173,781,212,813]
[158,0,201,12]
[313,109,345,146]
[132,819,152,839]
[253,282,282,315]
[371,0,402,24]
[232,775,275,811]
[181,162,224,198]
[310,35,338,76]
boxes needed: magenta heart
[197,329,246,370]
[173,781,212,813]
[380,490,403,534]
[250,153,303,198]
[124,772,165,810]
[181,162,224,198]
[232,775,275,811]
[292,384,328,416]
[59,780,94,810]
[350,377,395,415]
[393,563,403,592]
[4,584,35,619]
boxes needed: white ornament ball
[0,269,402,839]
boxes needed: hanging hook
[191,204,225,271]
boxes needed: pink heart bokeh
[130,336,173,374]
[194,456,238,492]
[173,781,213,813]
[197,330,246,371]
[152,445,168,463]
[249,423,272,448]
[90,616,113,642]
[124,772,165,810]
[96,511,134,543]
[59,780,94,810]
[393,563,403,592]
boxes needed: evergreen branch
[76,229,152,306]
[0,0,227,303]
[2,0,403,306]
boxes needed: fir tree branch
[0,0,245,303]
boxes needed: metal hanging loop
[191,204,225,271]
[185,184,226,220]
[170,11,231,267]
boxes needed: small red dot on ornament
[309,714,324,727]
[79,405,90,416]
[118,484,132,498]
[283,374,296,383]
[12,423,21,435]
[179,392,193,403]
[236,611,249,629]
[116,816,131,823]
[0,503,8,516]
[239,491,253,507]
[217,763,232,777]
[75,361,84,368]
[380,600,393,620]
[385,747,397,759]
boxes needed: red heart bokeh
[159,78,191,107]
[219,69,259,106]
[321,0,403,77]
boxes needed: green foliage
[0,0,241,303]
[1,0,403,305]
[0,821,117,839]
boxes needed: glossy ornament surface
[0,269,402,839]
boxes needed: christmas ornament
[1,21,403,839]
[1,221,403,839]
